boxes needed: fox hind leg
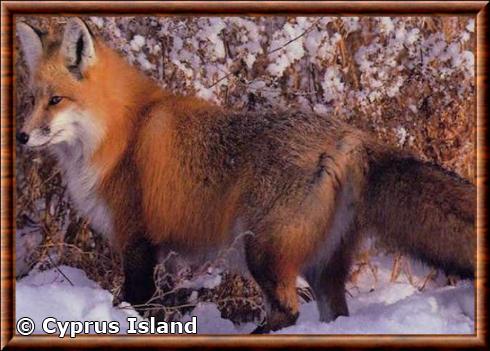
[304,223,359,322]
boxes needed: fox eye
[48,96,63,106]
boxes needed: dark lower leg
[306,238,356,322]
[122,236,157,307]
[252,282,300,334]
[316,257,350,322]
[246,242,300,333]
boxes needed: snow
[278,285,474,334]
[267,19,308,77]
[322,66,345,102]
[342,17,361,34]
[394,126,408,146]
[16,255,474,335]
[179,269,223,290]
[130,35,146,52]
[16,266,142,335]
[89,17,104,29]
[136,52,156,71]
[379,17,395,34]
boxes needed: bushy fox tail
[362,143,476,279]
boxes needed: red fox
[16,18,475,333]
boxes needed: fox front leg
[245,236,300,333]
[121,236,158,313]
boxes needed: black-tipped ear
[61,18,96,78]
[16,22,43,75]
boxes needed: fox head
[16,18,105,153]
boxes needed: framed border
[1,1,488,349]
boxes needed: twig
[267,19,321,55]
[207,71,235,89]
[46,252,74,286]
[17,169,61,203]
[418,269,438,291]
[390,254,402,283]
[207,19,320,90]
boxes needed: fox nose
[16,131,29,144]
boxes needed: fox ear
[61,18,96,78]
[16,22,43,75]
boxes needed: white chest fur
[56,149,114,239]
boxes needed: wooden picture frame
[1,1,487,349]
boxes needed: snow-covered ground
[16,254,474,335]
